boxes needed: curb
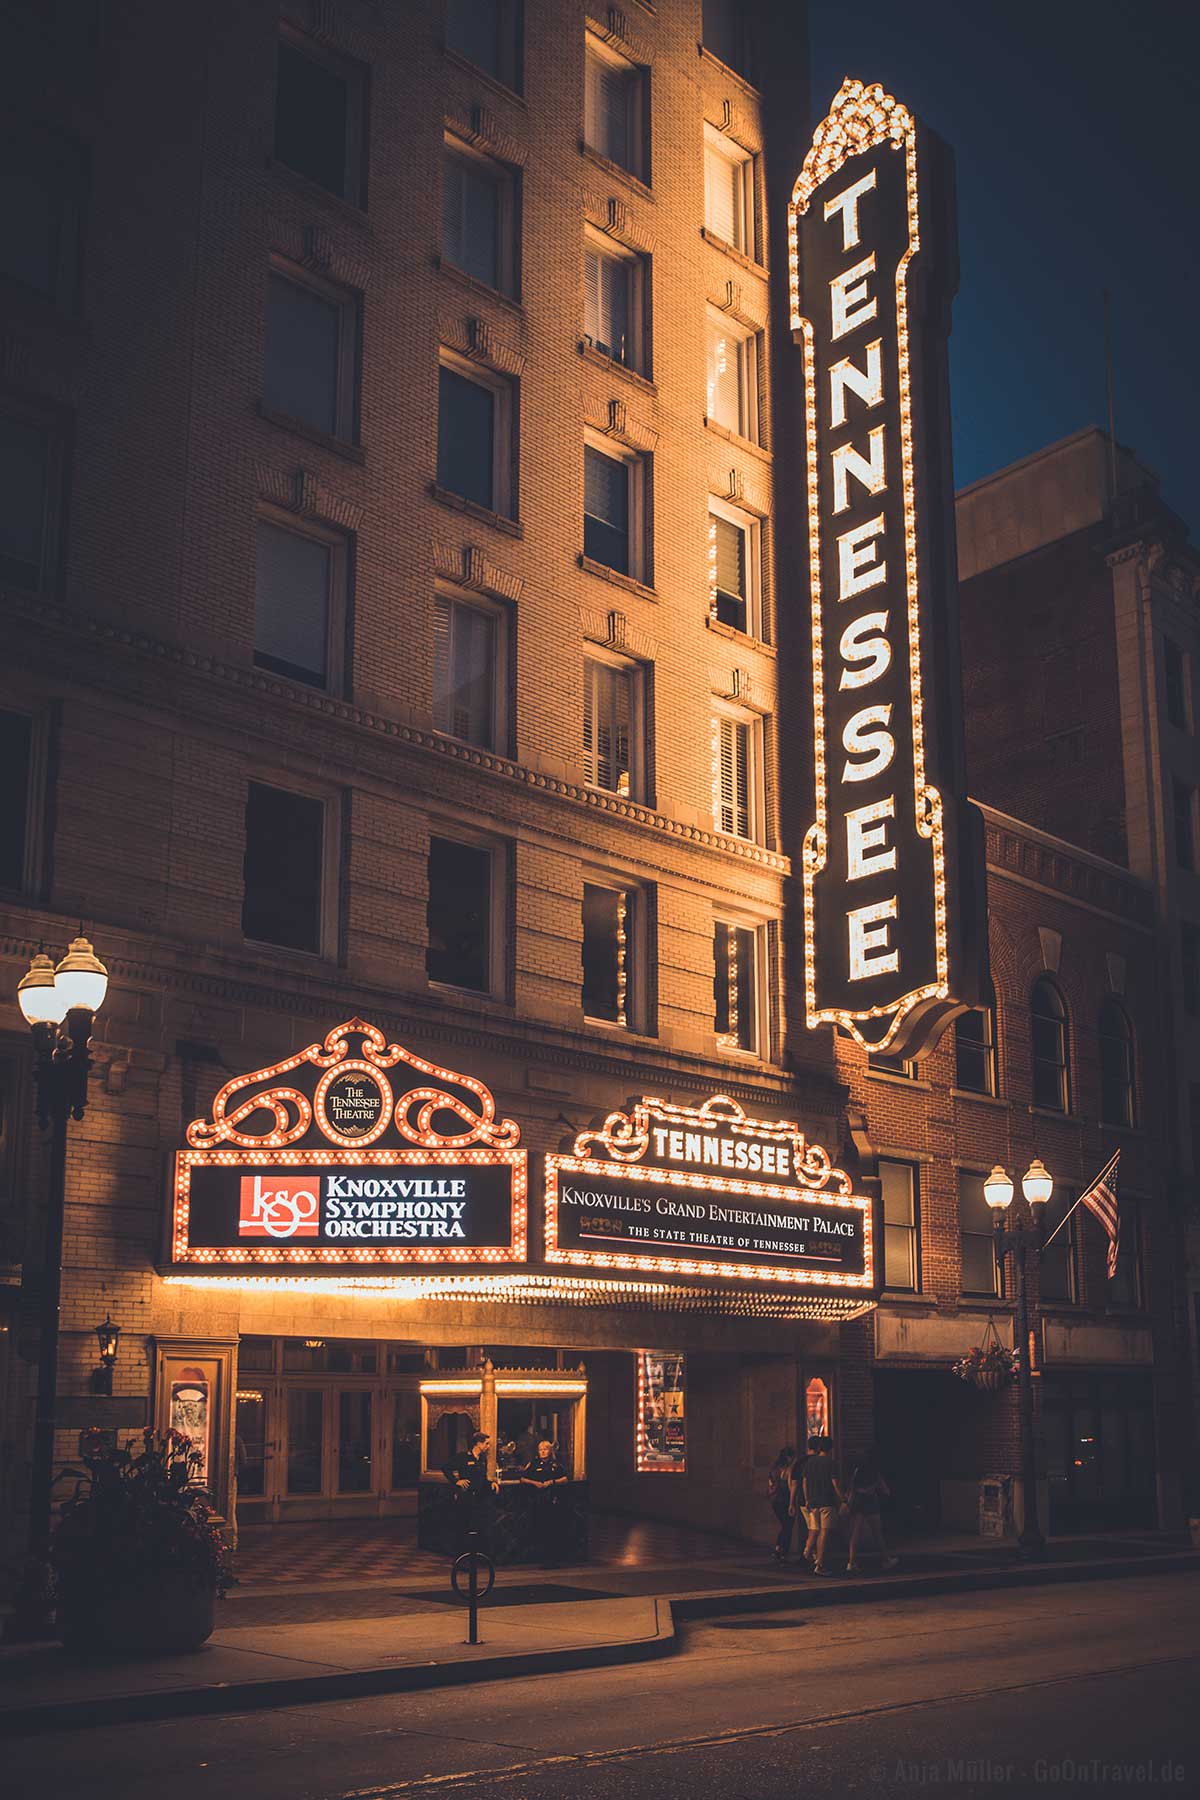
[2,1552,1196,1738]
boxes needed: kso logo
[239,1174,320,1239]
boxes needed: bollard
[450,1529,496,1645]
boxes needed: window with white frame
[706,312,758,441]
[442,142,517,297]
[0,707,41,895]
[880,1159,919,1292]
[274,30,366,205]
[242,781,332,956]
[0,406,62,594]
[703,127,753,256]
[433,590,504,750]
[445,0,520,91]
[254,516,347,690]
[584,235,643,371]
[584,38,644,180]
[708,501,759,635]
[583,651,640,798]
[712,710,759,841]
[582,879,637,1027]
[583,441,644,579]
[437,355,513,516]
[427,833,504,996]
[713,919,761,1053]
[263,267,359,441]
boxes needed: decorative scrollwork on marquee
[186,1017,521,1152]
[572,1092,853,1196]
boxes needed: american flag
[1079,1150,1121,1278]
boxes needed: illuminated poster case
[170,1018,527,1269]
[636,1351,686,1473]
[545,1093,873,1293]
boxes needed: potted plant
[952,1342,1019,1392]
[51,1428,231,1655]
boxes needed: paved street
[6,1572,1198,1799]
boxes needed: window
[433,592,503,749]
[585,39,644,180]
[714,919,760,1052]
[1174,781,1195,871]
[708,503,760,635]
[263,269,358,441]
[427,835,496,994]
[706,313,758,441]
[1039,1185,1077,1304]
[955,988,998,1095]
[242,783,327,954]
[959,1170,1002,1297]
[0,409,60,593]
[583,653,638,797]
[1164,638,1188,730]
[254,518,345,690]
[868,1051,916,1079]
[1098,1000,1135,1127]
[584,238,643,371]
[583,443,641,577]
[1031,978,1069,1113]
[713,711,758,841]
[702,0,757,83]
[582,880,635,1026]
[1183,923,1200,1016]
[1108,1198,1141,1309]
[0,709,36,893]
[442,146,516,296]
[274,33,365,203]
[0,133,85,308]
[445,0,519,90]
[880,1160,919,1292]
[703,128,753,255]
[437,360,512,516]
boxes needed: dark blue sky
[808,0,1199,524]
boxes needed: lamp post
[984,1157,1054,1558]
[15,933,109,1567]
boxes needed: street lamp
[985,1158,1053,1557]
[14,932,109,1584]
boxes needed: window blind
[583,658,632,793]
[254,521,331,687]
[717,716,751,838]
[433,595,495,747]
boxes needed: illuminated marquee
[545,1094,873,1291]
[171,1018,527,1267]
[790,80,988,1056]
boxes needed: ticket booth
[418,1361,588,1561]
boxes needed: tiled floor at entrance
[234,1513,751,1586]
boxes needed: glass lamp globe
[1022,1158,1054,1207]
[54,935,109,1015]
[17,951,65,1026]
[983,1164,1014,1211]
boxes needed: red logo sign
[238,1174,320,1239]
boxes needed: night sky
[808,0,1199,524]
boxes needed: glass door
[337,1390,374,1495]
[285,1388,327,1504]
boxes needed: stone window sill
[580,143,654,202]
[267,158,369,226]
[435,256,524,316]
[705,615,775,655]
[950,1087,1007,1108]
[1028,1105,1085,1125]
[578,554,655,600]
[257,402,365,464]
[866,1070,931,1091]
[700,228,766,277]
[442,45,526,107]
[432,485,523,537]
[703,416,772,461]
[579,341,656,394]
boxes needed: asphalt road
[6,1573,1200,1800]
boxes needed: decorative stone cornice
[440,314,525,378]
[269,219,372,290]
[581,191,654,254]
[581,606,657,661]
[710,462,771,517]
[583,396,658,453]
[702,96,761,155]
[708,277,765,332]
[445,105,527,166]
[585,8,651,64]
[710,665,770,711]
[254,462,364,530]
[433,539,524,603]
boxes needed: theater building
[0,0,1190,1570]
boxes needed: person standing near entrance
[793,1434,843,1573]
[520,1438,570,1565]
[443,1431,498,1550]
[768,1446,796,1562]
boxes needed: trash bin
[979,1474,1012,1538]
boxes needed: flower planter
[972,1369,1005,1392]
[58,1571,216,1657]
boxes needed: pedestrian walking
[793,1434,843,1573]
[768,1445,797,1562]
[845,1443,900,1572]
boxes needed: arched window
[955,983,998,1095]
[1031,979,1069,1112]
[1099,1000,1135,1127]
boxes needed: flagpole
[1041,1152,1121,1252]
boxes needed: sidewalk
[2,1532,1196,1737]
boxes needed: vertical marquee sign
[790,80,988,1056]
[171,1018,527,1268]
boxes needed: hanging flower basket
[952,1320,1018,1391]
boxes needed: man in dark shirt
[443,1432,498,1547]
[520,1439,569,1565]
[792,1434,843,1574]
